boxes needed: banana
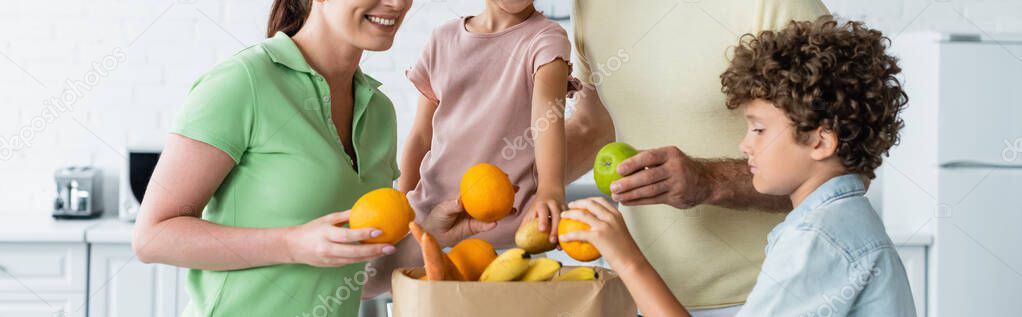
[518,258,562,282]
[479,248,531,282]
[553,267,598,281]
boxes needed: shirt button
[322,96,330,103]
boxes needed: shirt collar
[765,174,866,250]
[262,31,383,90]
[355,68,383,89]
[263,31,313,73]
[792,174,866,215]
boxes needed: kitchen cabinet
[0,242,88,292]
[87,243,188,317]
[0,217,188,317]
[0,242,88,317]
[0,292,86,317]
[84,219,191,317]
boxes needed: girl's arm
[132,134,394,270]
[396,94,438,193]
[560,198,692,317]
[525,59,570,241]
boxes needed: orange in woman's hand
[460,163,516,222]
[557,209,602,262]
[349,188,416,244]
[447,238,498,281]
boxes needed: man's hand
[420,199,499,247]
[610,146,713,209]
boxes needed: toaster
[53,166,103,219]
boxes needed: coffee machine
[53,166,103,219]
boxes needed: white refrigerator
[884,33,1022,317]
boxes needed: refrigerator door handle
[940,161,1022,169]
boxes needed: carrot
[422,232,465,281]
[408,222,465,281]
[409,222,425,243]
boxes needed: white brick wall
[0,0,1019,216]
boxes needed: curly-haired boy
[555,16,916,317]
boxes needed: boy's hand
[522,190,566,243]
[559,197,643,270]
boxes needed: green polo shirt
[172,32,400,317]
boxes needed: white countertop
[0,214,106,242]
[0,214,134,244]
[84,218,136,244]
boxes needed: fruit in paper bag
[593,142,638,196]
[515,218,557,254]
[479,248,531,282]
[409,222,464,281]
[447,238,497,281]
[460,163,516,222]
[557,209,602,262]
[349,188,415,244]
[519,258,562,282]
[553,267,598,281]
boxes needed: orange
[447,238,498,281]
[557,209,602,262]
[459,163,516,222]
[349,188,416,244]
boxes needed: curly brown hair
[720,16,907,179]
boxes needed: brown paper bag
[391,266,637,317]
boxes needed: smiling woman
[131,0,414,316]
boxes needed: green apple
[593,142,639,196]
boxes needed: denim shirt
[735,174,917,317]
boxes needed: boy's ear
[809,126,839,161]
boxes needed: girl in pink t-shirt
[400,0,577,247]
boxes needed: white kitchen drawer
[0,242,87,292]
[0,292,86,317]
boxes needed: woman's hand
[421,198,498,247]
[558,197,644,270]
[522,189,566,243]
[285,211,396,267]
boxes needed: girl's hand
[523,190,566,243]
[559,197,644,269]
[285,211,396,267]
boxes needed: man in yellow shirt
[564,1,830,315]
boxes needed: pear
[515,218,557,254]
